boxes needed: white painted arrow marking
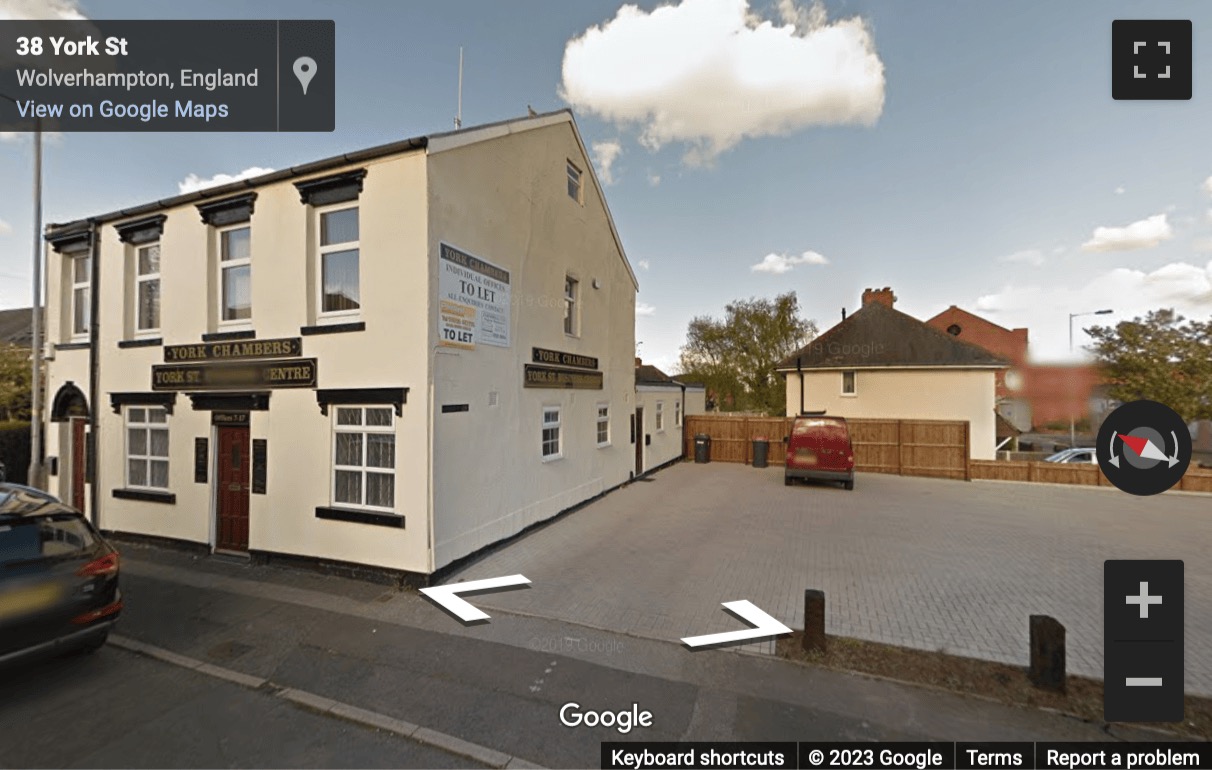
[681,600,792,648]
[419,574,530,622]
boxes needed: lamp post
[1068,309,1113,449]
[1,91,45,489]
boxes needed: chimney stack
[635,357,642,367]
[861,286,896,308]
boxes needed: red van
[784,414,855,490]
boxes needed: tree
[0,343,33,422]
[677,292,817,415]
[1086,309,1212,421]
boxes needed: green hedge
[0,421,31,485]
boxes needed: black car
[0,484,122,665]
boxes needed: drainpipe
[87,220,99,527]
[797,356,804,416]
[679,381,686,459]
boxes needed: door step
[212,549,251,563]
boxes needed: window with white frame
[542,407,562,460]
[563,276,578,336]
[655,401,665,431]
[219,225,252,324]
[596,403,610,447]
[71,255,90,340]
[135,243,161,334]
[126,407,169,490]
[317,205,360,317]
[842,370,856,395]
[566,161,582,203]
[332,406,395,510]
[675,400,681,427]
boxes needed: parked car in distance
[785,413,855,490]
[1043,448,1097,464]
[0,484,122,666]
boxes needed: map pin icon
[293,56,317,95]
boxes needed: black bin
[694,434,711,464]
[752,437,770,468]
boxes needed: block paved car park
[449,461,1212,695]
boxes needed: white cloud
[1203,175,1212,195]
[973,260,1212,361]
[0,0,87,20]
[637,259,650,270]
[1080,213,1173,253]
[591,139,622,185]
[1193,237,1212,253]
[636,302,656,316]
[560,0,885,166]
[0,218,11,236]
[647,171,661,186]
[1052,246,1067,255]
[999,249,1044,266]
[751,250,829,274]
[1115,186,1125,195]
[178,166,274,194]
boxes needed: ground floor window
[675,400,681,427]
[333,406,396,510]
[542,407,562,460]
[126,406,169,489]
[656,401,665,431]
[596,403,610,447]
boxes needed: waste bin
[694,434,711,464]
[752,437,770,468]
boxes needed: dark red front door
[70,417,86,512]
[216,426,250,551]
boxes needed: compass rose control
[1096,400,1191,496]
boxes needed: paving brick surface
[450,463,1212,695]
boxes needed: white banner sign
[437,243,511,349]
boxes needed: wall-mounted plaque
[523,364,603,390]
[194,438,208,483]
[164,337,302,363]
[531,347,598,370]
[152,359,317,391]
[252,439,267,495]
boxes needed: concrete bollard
[803,589,826,653]
[1029,614,1066,693]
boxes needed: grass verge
[776,631,1211,740]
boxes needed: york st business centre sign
[437,243,511,350]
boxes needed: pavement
[0,542,1185,769]
[447,462,1212,695]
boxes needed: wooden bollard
[1029,614,1066,692]
[803,589,826,653]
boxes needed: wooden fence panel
[683,414,969,479]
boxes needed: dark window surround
[115,214,167,245]
[189,392,271,412]
[47,227,91,256]
[316,387,408,417]
[112,488,176,505]
[301,321,365,336]
[315,506,404,529]
[118,337,163,349]
[197,192,257,227]
[54,341,90,351]
[202,329,256,342]
[110,392,177,416]
[294,168,368,207]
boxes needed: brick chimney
[635,357,642,367]
[861,286,896,308]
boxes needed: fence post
[895,420,903,475]
[1028,615,1066,692]
[963,421,971,480]
[803,589,826,653]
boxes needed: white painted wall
[427,120,637,569]
[784,368,998,460]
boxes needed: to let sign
[152,358,317,391]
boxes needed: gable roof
[775,301,1009,371]
[636,364,675,385]
[926,305,1026,338]
[0,307,34,347]
[44,110,638,290]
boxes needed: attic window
[566,161,583,204]
[946,324,962,336]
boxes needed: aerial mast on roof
[454,47,463,130]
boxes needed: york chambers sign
[152,336,315,391]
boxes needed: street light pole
[1068,309,1113,449]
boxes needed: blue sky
[2,0,1212,372]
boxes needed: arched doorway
[50,382,89,511]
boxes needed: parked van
[784,413,855,490]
